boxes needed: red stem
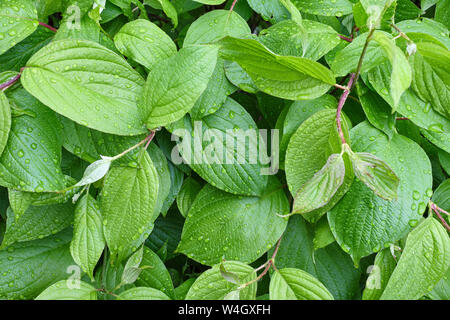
[0,74,21,91]
[229,0,238,12]
[431,203,450,231]
[396,117,409,120]
[339,34,353,43]
[336,73,356,145]
[144,130,156,150]
[39,22,57,33]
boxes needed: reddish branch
[38,22,57,32]
[338,34,353,43]
[430,202,450,231]
[335,73,356,145]
[229,0,238,12]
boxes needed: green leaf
[177,178,288,266]
[142,45,218,129]
[1,203,74,248]
[147,143,171,218]
[74,157,112,187]
[190,59,237,120]
[0,229,75,299]
[8,188,33,219]
[427,269,450,300]
[291,0,353,17]
[170,98,269,196]
[0,26,53,73]
[0,91,11,157]
[432,179,450,211]
[356,81,395,139]
[269,268,334,300]
[280,95,337,165]
[176,177,202,218]
[224,61,259,93]
[285,109,353,223]
[258,19,341,61]
[0,88,66,192]
[117,287,171,300]
[396,18,450,50]
[435,0,450,29]
[273,216,361,300]
[0,0,39,54]
[372,31,412,108]
[21,39,147,136]
[292,153,346,215]
[219,36,336,100]
[381,217,450,300]
[135,246,176,299]
[70,194,105,280]
[100,151,159,263]
[347,150,400,201]
[362,248,398,300]
[59,117,145,165]
[368,64,450,153]
[328,122,433,264]
[330,32,386,77]
[246,0,289,23]
[183,10,251,47]
[143,0,178,28]
[409,42,450,118]
[185,261,257,300]
[121,246,144,285]
[114,19,177,71]
[35,280,97,300]
[313,216,336,250]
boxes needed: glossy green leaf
[259,19,341,61]
[21,39,147,136]
[114,19,177,70]
[245,0,289,23]
[285,109,353,223]
[329,122,433,264]
[100,151,159,263]
[142,45,218,129]
[381,217,450,300]
[291,0,353,17]
[176,177,202,218]
[36,280,97,300]
[362,248,398,300]
[1,203,74,248]
[356,81,395,139]
[185,261,257,300]
[273,216,361,300]
[0,0,39,54]
[269,268,334,300]
[135,246,176,299]
[117,287,171,300]
[292,153,346,215]
[368,64,450,153]
[183,10,251,47]
[0,229,75,299]
[0,88,65,192]
[170,98,269,196]
[0,92,11,157]
[70,194,105,280]
[144,0,178,27]
[177,178,288,266]
[409,42,450,118]
[218,36,336,100]
[348,150,400,201]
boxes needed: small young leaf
[121,246,144,285]
[74,157,112,187]
[292,153,346,215]
[348,151,400,201]
[0,91,11,156]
